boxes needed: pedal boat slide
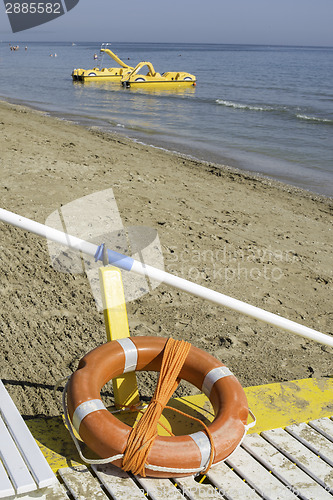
[71,48,134,82]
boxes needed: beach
[1,42,333,197]
[1,99,332,418]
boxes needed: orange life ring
[67,336,250,478]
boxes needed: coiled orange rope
[122,338,215,477]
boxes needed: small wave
[296,114,333,124]
[216,99,273,111]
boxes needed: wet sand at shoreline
[0,100,332,417]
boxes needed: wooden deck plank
[0,459,15,498]
[175,475,223,499]
[6,482,69,499]
[262,428,333,493]
[243,432,332,500]
[206,461,260,500]
[58,466,108,500]
[92,463,146,499]
[308,417,333,443]
[0,381,56,489]
[0,417,36,495]
[286,422,333,466]
[136,477,185,500]
[226,445,298,500]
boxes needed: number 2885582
[5,3,62,14]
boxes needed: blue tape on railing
[94,244,134,271]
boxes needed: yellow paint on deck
[27,377,332,474]
[26,416,82,473]
[147,377,333,437]
[244,376,333,434]
[98,266,139,408]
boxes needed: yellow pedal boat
[72,48,133,82]
[121,61,196,88]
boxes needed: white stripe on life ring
[202,366,233,397]
[189,431,212,469]
[72,399,107,433]
[72,339,137,434]
[116,338,138,373]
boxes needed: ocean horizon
[1,41,332,197]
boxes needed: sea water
[0,41,332,196]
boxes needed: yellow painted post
[99,266,140,408]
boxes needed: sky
[1,0,333,47]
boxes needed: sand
[0,100,332,418]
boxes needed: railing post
[99,266,140,408]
